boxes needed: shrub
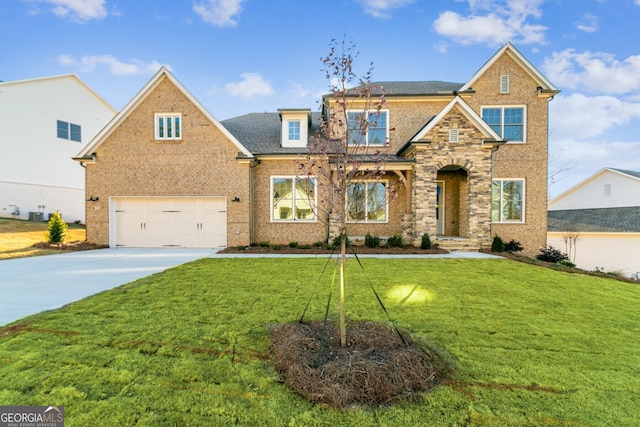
[331,234,350,248]
[47,211,68,244]
[270,244,282,250]
[313,241,324,248]
[491,235,505,253]
[504,239,523,253]
[298,244,312,249]
[288,242,298,248]
[558,260,576,268]
[257,241,270,247]
[421,234,432,250]
[536,246,569,263]
[386,235,404,248]
[364,233,380,248]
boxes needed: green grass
[1,258,639,426]
[0,218,86,259]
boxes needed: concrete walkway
[0,248,215,326]
[0,248,500,326]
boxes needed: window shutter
[500,75,509,94]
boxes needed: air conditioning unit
[28,212,43,222]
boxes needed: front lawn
[1,258,638,426]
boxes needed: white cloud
[542,49,640,95]
[575,13,598,33]
[193,0,244,27]
[29,0,108,22]
[549,93,640,140]
[433,0,547,46]
[225,73,274,97]
[58,54,167,76]
[357,0,416,19]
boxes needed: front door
[436,181,444,235]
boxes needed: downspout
[249,159,260,245]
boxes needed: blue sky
[2,0,640,197]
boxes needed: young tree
[301,38,395,347]
[47,210,68,244]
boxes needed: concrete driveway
[0,248,215,326]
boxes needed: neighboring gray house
[548,168,640,278]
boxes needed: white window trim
[288,119,301,141]
[270,176,318,222]
[346,109,389,146]
[346,179,390,223]
[492,178,526,223]
[155,113,182,140]
[481,105,527,144]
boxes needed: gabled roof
[549,167,640,206]
[222,112,322,155]
[459,42,559,94]
[411,96,502,142]
[75,67,252,159]
[548,207,640,233]
[0,74,116,113]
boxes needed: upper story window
[347,110,388,146]
[500,75,510,94]
[271,176,317,222]
[481,106,525,143]
[492,179,525,223]
[57,120,81,142]
[155,113,181,140]
[288,120,301,141]
[347,180,388,222]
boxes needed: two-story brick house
[74,42,558,254]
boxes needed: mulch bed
[31,241,108,251]
[219,246,448,255]
[270,320,453,409]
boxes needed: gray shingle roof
[344,81,464,97]
[548,207,640,233]
[221,112,323,155]
[610,168,640,179]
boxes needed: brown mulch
[219,245,448,255]
[31,241,108,251]
[270,320,454,409]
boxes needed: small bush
[558,260,576,268]
[271,244,282,250]
[387,235,404,248]
[421,234,432,250]
[288,242,298,248]
[536,246,569,263]
[298,244,312,249]
[47,211,68,244]
[491,235,505,253]
[257,241,270,247]
[313,241,324,248]
[365,233,380,248]
[504,239,523,253]
[332,234,350,248]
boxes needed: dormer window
[279,109,310,148]
[500,75,510,94]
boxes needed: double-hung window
[57,120,81,142]
[492,179,525,223]
[347,181,388,222]
[271,176,317,221]
[347,110,388,146]
[481,106,525,143]
[155,113,181,140]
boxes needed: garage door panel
[113,197,226,248]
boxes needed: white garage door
[112,197,226,248]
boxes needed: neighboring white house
[0,75,116,223]
[548,168,640,278]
